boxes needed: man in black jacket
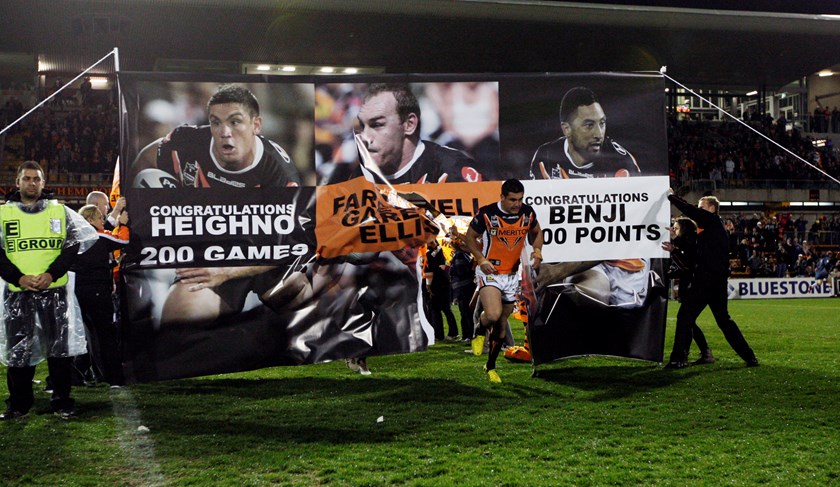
[665,193,759,369]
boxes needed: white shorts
[553,262,649,309]
[591,261,650,308]
[475,269,519,304]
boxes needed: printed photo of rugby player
[128,81,315,188]
[120,77,431,382]
[123,82,315,331]
[120,78,323,381]
[498,75,669,364]
[314,81,499,185]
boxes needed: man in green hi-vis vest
[0,161,97,420]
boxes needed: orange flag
[109,157,121,207]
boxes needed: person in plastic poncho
[0,161,97,420]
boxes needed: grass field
[1,298,838,486]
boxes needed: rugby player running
[460,179,543,383]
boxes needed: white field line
[109,388,166,486]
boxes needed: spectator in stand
[724,155,735,183]
[784,238,797,276]
[724,218,739,252]
[791,237,804,259]
[50,78,65,107]
[794,253,814,277]
[829,261,840,280]
[764,216,779,246]
[751,222,767,252]
[748,251,765,277]
[809,219,824,245]
[710,166,723,185]
[823,107,832,133]
[735,237,751,271]
[802,239,814,257]
[3,96,24,135]
[775,241,790,277]
[775,114,788,141]
[777,212,791,237]
[79,77,92,107]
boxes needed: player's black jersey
[385,141,485,185]
[157,125,300,188]
[529,136,640,179]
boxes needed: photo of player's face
[562,102,606,165]
[208,102,263,171]
[500,191,523,214]
[356,91,416,172]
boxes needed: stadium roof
[0,0,838,91]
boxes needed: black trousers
[670,273,756,364]
[6,357,74,413]
[430,288,458,339]
[691,324,709,352]
[75,283,124,385]
[677,278,710,353]
[4,288,76,412]
[453,285,475,340]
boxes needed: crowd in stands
[668,114,838,188]
[1,82,119,179]
[667,113,839,278]
[723,211,839,279]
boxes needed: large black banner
[118,73,669,382]
[499,74,669,365]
